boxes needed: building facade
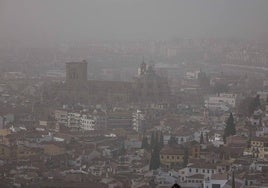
[52,60,170,105]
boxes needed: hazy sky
[1,0,268,45]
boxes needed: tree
[149,131,161,170]
[150,132,155,149]
[159,131,164,149]
[198,71,210,89]
[168,135,177,146]
[200,132,204,144]
[206,133,209,143]
[149,144,160,170]
[232,170,236,188]
[212,82,229,94]
[155,131,159,145]
[183,147,189,167]
[141,135,149,150]
[223,113,236,143]
[119,141,126,155]
[249,95,261,114]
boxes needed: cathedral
[53,60,170,105]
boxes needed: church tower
[138,59,147,76]
[66,60,88,86]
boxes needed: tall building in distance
[50,60,170,105]
[133,62,170,104]
[66,60,88,87]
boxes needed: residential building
[160,146,184,168]
[81,114,95,131]
[205,93,237,111]
[251,137,268,159]
[132,110,145,132]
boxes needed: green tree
[183,147,189,167]
[150,132,155,149]
[223,113,236,143]
[206,133,209,143]
[213,83,229,94]
[232,170,236,188]
[198,71,210,89]
[119,141,126,155]
[168,135,177,146]
[155,131,159,145]
[149,144,160,170]
[141,135,149,150]
[159,132,164,149]
[248,95,261,116]
[200,132,204,144]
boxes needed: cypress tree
[200,132,204,144]
[248,95,261,116]
[206,133,209,143]
[155,131,159,145]
[149,144,160,170]
[150,132,155,149]
[223,113,236,143]
[168,135,177,146]
[159,131,164,149]
[119,141,126,155]
[141,135,149,150]
[232,170,235,188]
[183,147,189,167]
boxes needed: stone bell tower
[66,60,88,86]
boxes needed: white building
[81,114,95,131]
[132,110,145,132]
[54,110,68,125]
[67,112,81,128]
[186,70,200,80]
[205,93,237,111]
[55,110,98,131]
[178,163,218,184]
[204,173,228,188]
[250,109,263,126]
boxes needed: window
[177,156,180,160]
[207,169,210,173]
[189,168,192,173]
[196,169,198,173]
[203,169,205,173]
[172,156,174,160]
[167,156,169,159]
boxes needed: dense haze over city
[1,0,268,45]
[1,1,268,188]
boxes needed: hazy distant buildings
[205,93,237,112]
[132,110,145,132]
[49,60,170,105]
[133,61,170,103]
[66,60,88,87]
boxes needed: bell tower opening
[66,60,88,86]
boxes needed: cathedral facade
[53,60,170,105]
